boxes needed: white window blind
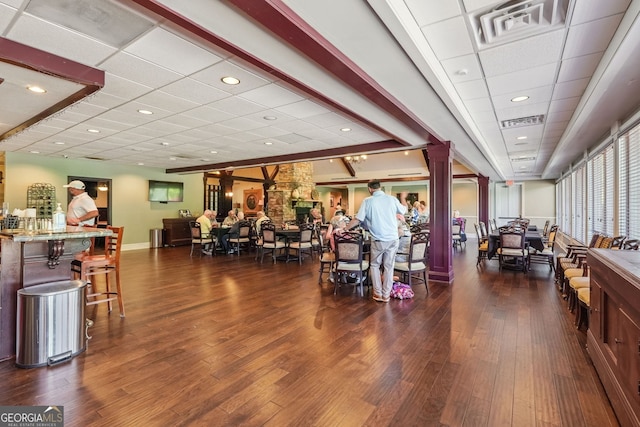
[573,166,585,242]
[619,123,640,239]
[588,154,604,239]
[603,144,615,236]
[562,177,571,232]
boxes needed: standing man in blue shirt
[342,180,407,302]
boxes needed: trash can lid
[18,280,87,296]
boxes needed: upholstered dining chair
[288,223,314,264]
[228,220,252,255]
[189,221,214,256]
[317,227,335,283]
[71,225,125,317]
[259,222,286,263]
[497,228,528,272]
[474,223,489,265]
[528,224,557,270]
[334,231,369,297]
[393,230,430,292]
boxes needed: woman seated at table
[395,214,411,263]
[325,213,349,251]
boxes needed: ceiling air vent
[511,155,536,162]
[500,114,544,129]
[84,156,106,161]
[468,0,567,49]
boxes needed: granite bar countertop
[0,226,112,242]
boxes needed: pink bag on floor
[391,281,414,299]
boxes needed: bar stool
[71,226,125,317]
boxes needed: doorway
[66,176,111,226]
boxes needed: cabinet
[588,249,640,427]
[162,217,193,246]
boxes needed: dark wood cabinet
[162,217,194,246]
[588,249,640,427]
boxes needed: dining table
[275,227,300,262]
[487,230,545,260]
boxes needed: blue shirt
[355,190,407,241]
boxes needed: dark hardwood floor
[0,242,619,426]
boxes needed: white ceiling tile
[462,0,504,14]
[563,15,623,59]
[405,0,462,26]
[486,63,557,96]
[441,54,484,82]
[135,91,199,114]
[217,117,265,132]
[455,79,489,100]
[495,100,549,121]
[238,83,305,108]
[275,100,330,119]
[8,14,117,66]
[0,3,17,32]
[464,97,494,113]
[479,30,564,77]
[549,97,581,113]
[181,105,234,124]
[190,60,270,94]
[571,0,631,25]
[100,51,182,87]
[101,73,153,100]
[209,96,265,116]
[492,85,553,110]
[125,27,223,75]
[161,78,231,105]
[552,77,590,100]
[557,52,602,82]
[421,16,475,60]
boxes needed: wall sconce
[345,154,367,164]
[225,192,233,197]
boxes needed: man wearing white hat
[63,180,99,226]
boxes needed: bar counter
[0,226,113,361]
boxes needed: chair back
[189,221,202,239]
[623,239,639,250]
[611,235,626,249]
[478,221,488,240]
[547,225,558,247]
[262,222,278,245]
[542,220,550,236]
[105,226,124,262]
[409,231,429,264]
[452,224,461,235]
[499,228,526,251]
[334,231,365,266]
[489,218,497,232]
[474,223,483,242]
[298,223,314,244]
[237,220,251,238]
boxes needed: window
[572,165,585,243]
[619,122,640,240]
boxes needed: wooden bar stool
[71,226,125,317]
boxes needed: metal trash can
[16,280,87,368]
[150,228,164,248]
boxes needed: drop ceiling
[0,0,638,181]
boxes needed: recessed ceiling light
[87,129,100,133]
[263,116,277,121]
[264,142,273,146]
[27,85,46,93]
[329,159,334,163]
[137,109,153,115]
[515,142,528,146]
[160,142,170,146]
[340,127,351,132]
[30,150,40,154]
[210,150,218,154]
[53,141,65,145]
[169,157,176,161]
[404,151,409,155]
[137,162,144,166]
[516,136,527,140]
[511,95,529,102]
[455,69,468,76]
[221,76,240,85]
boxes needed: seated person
[254,210,270,235]
[196,209,218,254]
[333,204,345,216]
[309,208,323,225]
[221,211,245,254]
[325,214,349,252]
[222,210,238,227]
[395,214,411,263]
[416,201,429,224]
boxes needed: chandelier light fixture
[344,154,367,164]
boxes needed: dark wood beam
[340,158,356,177]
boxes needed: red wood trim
[315,176,430,186]
[0,37,105,142]
[167,140,403,173]
[340,158,356,177]
[227,0,441,144]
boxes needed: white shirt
[67,192,98,226]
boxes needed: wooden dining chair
[259,222,286,264]
[528,224,557,270]
[288,223,314,264]
[317,227,335,283]
[334,231,369,297]
[393,231,430,292]
[497,228,527,272]
[228,220,252,255]
[71,226,125,317]
[474,223,489,265]
[189,221,214,256]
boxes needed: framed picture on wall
[243,189,262,215]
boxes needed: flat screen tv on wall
[148,180,184,203]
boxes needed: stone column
[267,162,315,224]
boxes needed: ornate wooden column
[478,174,489,226]
[428,141,454,283]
